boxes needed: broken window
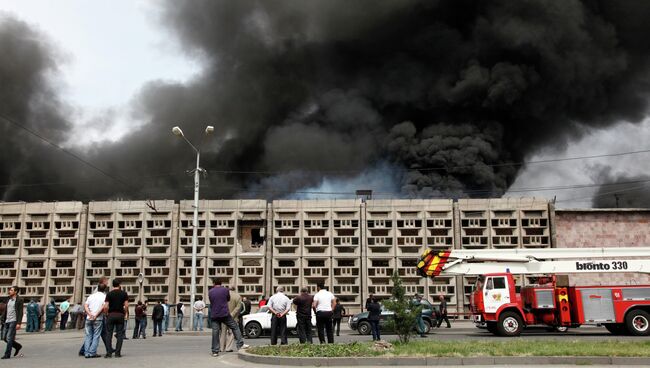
[238,220,266,252]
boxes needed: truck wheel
[497,312,523,337]
[245,321,262,339]
[625,309,650,336]
[486,322,498,335]
[604,323,627,335]
[554,326,569,333]
[357,321,371,335]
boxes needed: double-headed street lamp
[172,125,214,330]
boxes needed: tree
[382,271,422,344]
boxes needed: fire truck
[417,247,650,337]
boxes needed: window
[486,278,494,290]
[493,277,506,289]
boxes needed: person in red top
[258,296,267,308]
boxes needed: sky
[0,0,201,142]
[1,0,649,207]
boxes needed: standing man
[133,301,144,339]
[26,299,39,332]
[1,286,23,359]
[175,301,184,331]
[44,299,59,331]
[83,282,107,358]
[436,294,451,328]
[152,301,164,337]
[60,298,70,330]
[332,298,346,337]
[267,286,291,346]
[162,299,170,333]
[104,279,129,358]
[208,279,248,357]
[0,301,5,340]
[193,296,206,331]
[367,297,381,341]
[312,283,336,344]
[220,287,243,352]
[239,297,251,337]
[413,294,428,337]
[292,287,313,344]
[140,301,148,339]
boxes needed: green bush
[382,272,422,344]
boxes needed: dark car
[348,300,438,335]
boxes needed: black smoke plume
[2,1,650,201]
[591,166,650,208]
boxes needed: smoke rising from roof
[2,1,650,202]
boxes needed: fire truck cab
[470,272,650,337]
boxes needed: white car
[242,306,317,338]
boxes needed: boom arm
[417,247,650,278]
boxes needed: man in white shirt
[83,282,107,358]
[312,283,336,344]
[193,296,206,331]
[266,286,291,345]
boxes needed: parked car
[348,300,438,335]
[242,306,317,338]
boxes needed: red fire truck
[417,247,650,336]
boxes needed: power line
[0,113,133,190]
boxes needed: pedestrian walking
[292,287,313,344]
[26,299,39,332]
[133,301,145,339]
[332,298,346,337]
[1,286,23,359]
[436,294,451,328]
[367,297,381,341]
[162,299,170,332]
[44,299,59,331]
[60,299,70,330]
[193,296,206,331]
[208,279,248,357]
[267,286,291,346]
[104,279,129,358]
[175,301,184,331]
[83,282,107,358]
[152,301,164,337]
[220,287,243,352]
[312,283,335,344]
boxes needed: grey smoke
[591,166,650,208]
[2,1,650,202]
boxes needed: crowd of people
[1,281,452,359]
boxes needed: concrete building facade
[1,199,648,314]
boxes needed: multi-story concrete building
[1,199,648,314]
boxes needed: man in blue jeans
[83,282,107,358]
[1,286,23,359]
[208,280,248,357]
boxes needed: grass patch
[248,340,650,358]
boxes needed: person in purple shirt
[208,280,248,357]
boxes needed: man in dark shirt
[436,294,451,328]
[208,280,248,357]
[104,279,129,358]
[292,288,313,344]
[152,301,164,337]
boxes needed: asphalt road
[0,321,647,367]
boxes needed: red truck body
[470,272,650,336]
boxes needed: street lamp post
[172,125,214,331]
